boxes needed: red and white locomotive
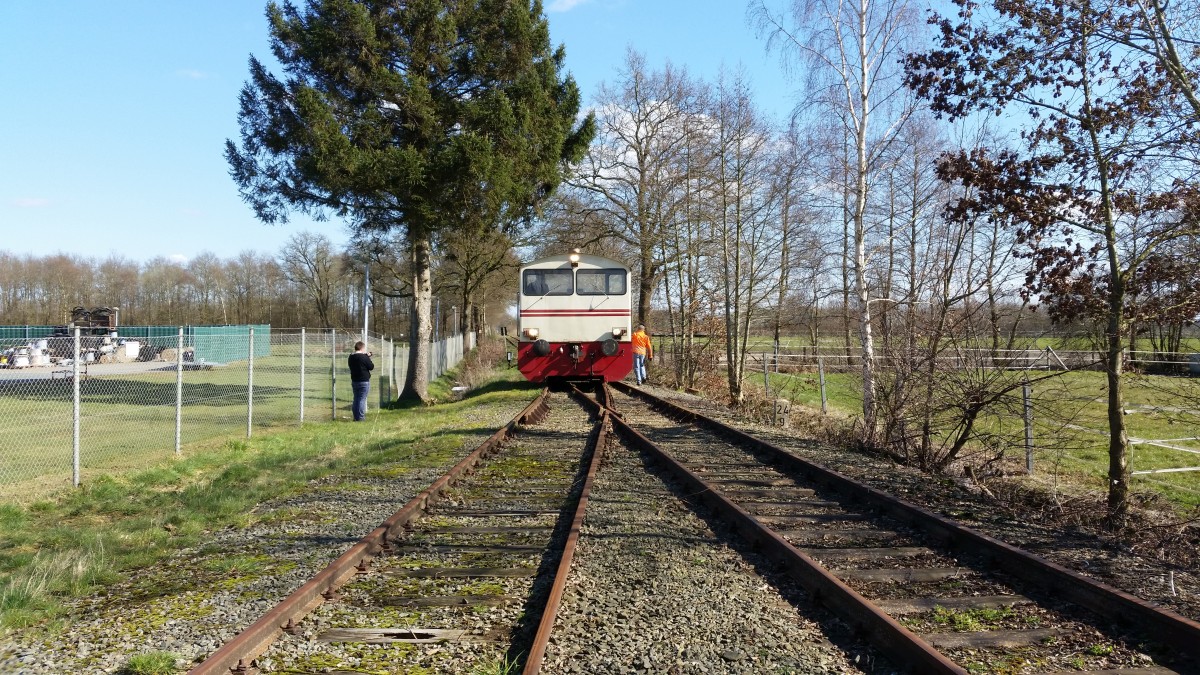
[517,250,633,383]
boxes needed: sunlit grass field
[762,365,1200,509]
[0,344,411,499]
[740,334,1200,353]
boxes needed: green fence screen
[191,325,270,364]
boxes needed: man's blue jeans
[634,354,647,384]
[352,380,370,421]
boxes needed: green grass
[763,369,862,415]
[469,652,523,674]
[741,334,1200,353]
[758,365,1200,509]
[0,357,336,487]
[120,651,180,675]
[0,343,426,497]
[0,358,536,633]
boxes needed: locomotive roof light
[568,248,581,267]
[523,327,539,339]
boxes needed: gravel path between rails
[0,395,536,675]
[541,411,890,674]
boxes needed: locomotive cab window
[523,269,573,296]
[576,268,627,296]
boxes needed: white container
[35,339,48,351]
[124,341,141,359]
[11,355,30,368]
[83,352,96,363]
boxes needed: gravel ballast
[541,423,884,674]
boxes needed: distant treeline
[0,233,511,337]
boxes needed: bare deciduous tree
[752,0,922,443]
[710,70,786,403]
[279,231,340,328]
[566,50,700,324]
[907,0,1200,524]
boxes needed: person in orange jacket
[631,324,653,385]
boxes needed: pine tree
[227,0,594,401]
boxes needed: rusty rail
[521,385,610,673]
[188,389,551,675]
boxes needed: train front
[517,251,633,383]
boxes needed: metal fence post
[331,330,337,421]
[818,356,828,415]
[247,327,255,438]
[300,327,306,425]
[175,327,183,455]
[1023,379,1034,474]
[763,353,769,392]
[386,337,393,405]
[72,326,81,487]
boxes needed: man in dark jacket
[348,341,374,421]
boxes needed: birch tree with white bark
[752,0,922,443]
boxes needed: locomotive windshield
[576,268,627,296]
[523,269,573,296]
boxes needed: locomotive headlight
[568,248,581,267]
[612,327,626,338]
[523,327,540,339]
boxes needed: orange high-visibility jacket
[632,330,653,357]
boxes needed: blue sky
[0,1,794,264]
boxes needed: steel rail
[521,386,610,674]
[188,389,551,675]
[613,382,1200,666]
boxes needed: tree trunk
[1105,264,1131,525]
[401,233,433,403]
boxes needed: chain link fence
[0,327,474,498]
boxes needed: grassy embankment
[0,350,534,638]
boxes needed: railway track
[187,380,1200,674]
[602,381,1200,675]
[188,389,608,675]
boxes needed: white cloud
[12,197,50,208]
[168,253,188,264]
[176,69,210,80]
[547,0,591,11]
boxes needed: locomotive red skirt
[517,252,634,384]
